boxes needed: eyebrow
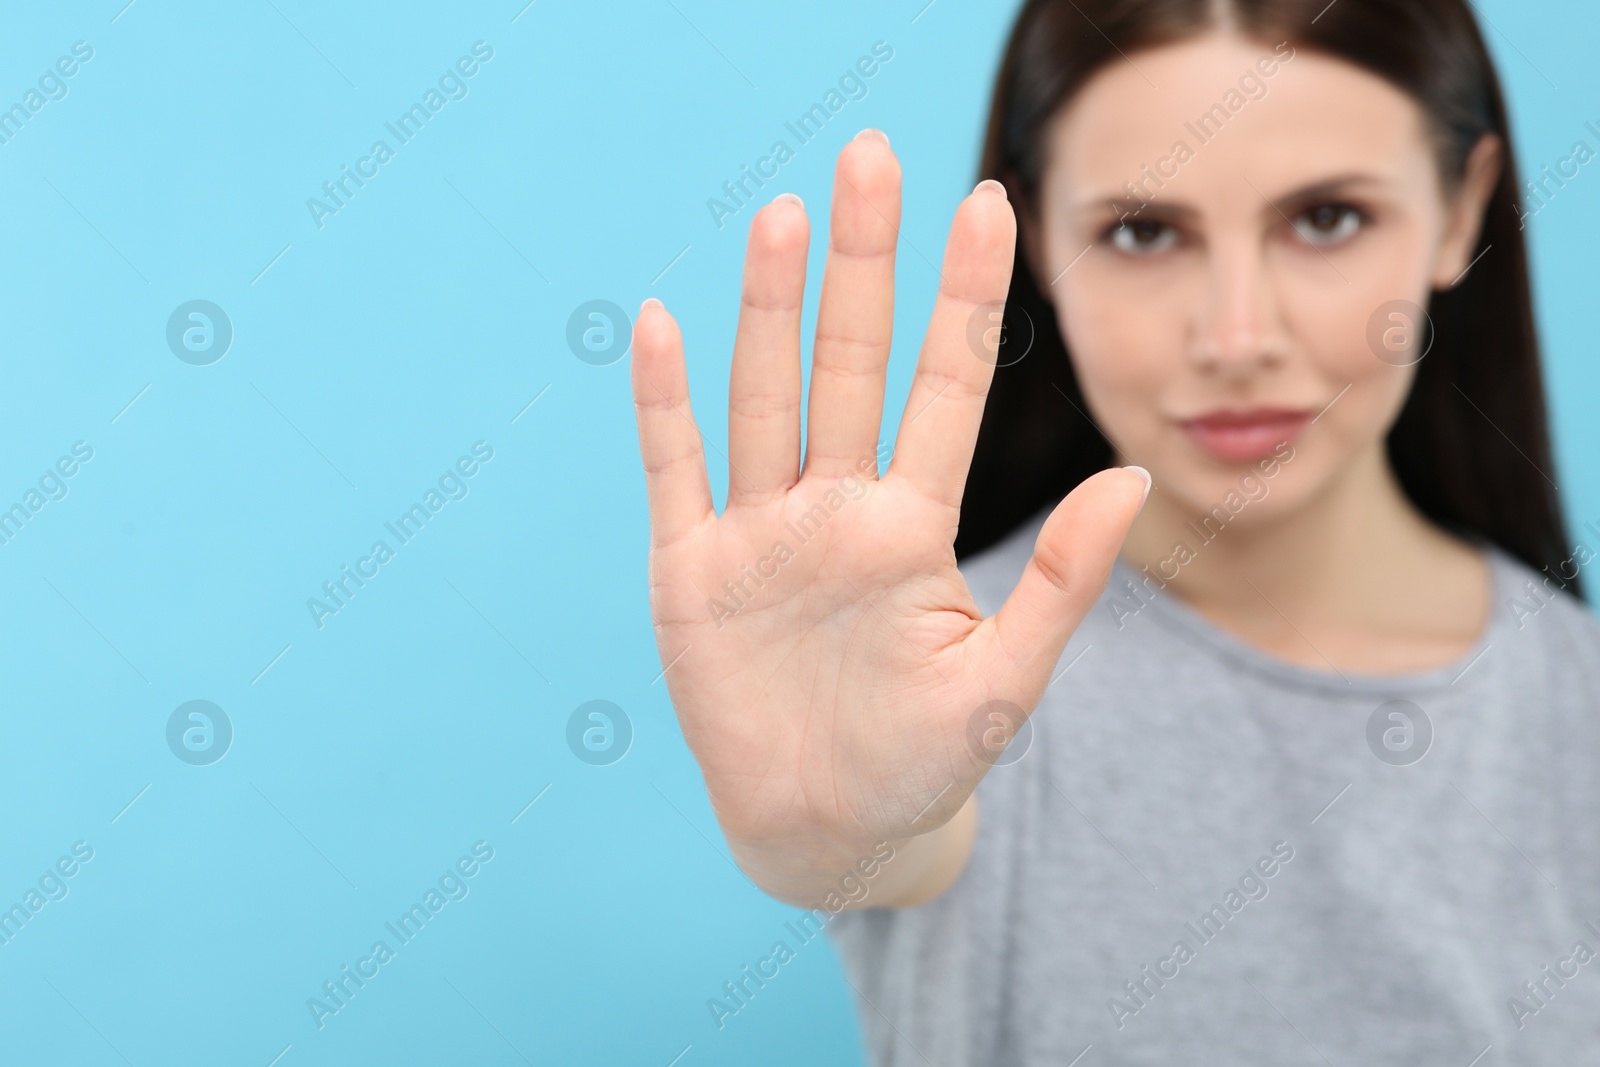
[1076,172,1390,222]
[1269,173,1389,209]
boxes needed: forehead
[1045,33,1435,202]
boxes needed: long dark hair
[957,0,1583,601]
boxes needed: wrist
[727,793,978,912]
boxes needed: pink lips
[1178,408,1313,462]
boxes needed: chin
[1155,444,1320,529]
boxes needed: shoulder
[1489,545,1600,684]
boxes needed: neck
[1116,443,1490,671]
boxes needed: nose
[1189,236,1285,374]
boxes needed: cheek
[1252,291,1419,515]
[1286,209,1439,367]
[1280,238,1433,447]
[1311,354,1417,457]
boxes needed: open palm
[631,131,1148,903]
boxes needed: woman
[630,0,1600,1062]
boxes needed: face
[1028,33,1498,524]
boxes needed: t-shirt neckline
[1106,543,1515,697]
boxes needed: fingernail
[771,192,804,209]
[854,128,890,147]
[1123,465,1152,509]
[640,297,663,314]
[975,178,1007,199]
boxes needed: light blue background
[0,2,1594,1065]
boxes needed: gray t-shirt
[828,507,1600,1066]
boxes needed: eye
[1105,218,1179,255]
[1291,203,1366,247]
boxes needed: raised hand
[631,130,1149,907]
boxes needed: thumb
[989,465,1151,682]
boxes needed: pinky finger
[631,298,715,549]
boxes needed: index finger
[888,180,1016,510]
